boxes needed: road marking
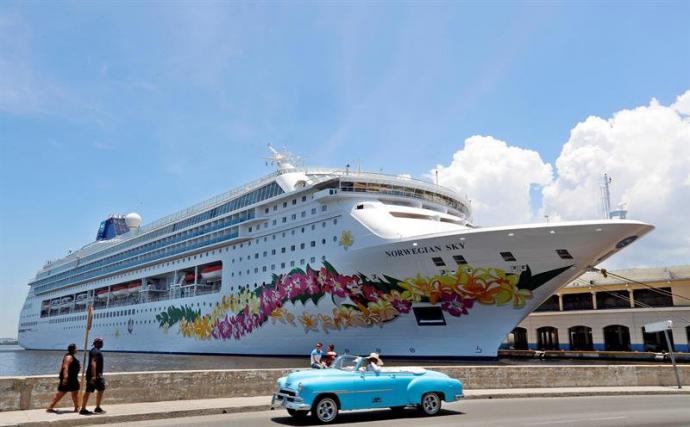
[531,416,626,425]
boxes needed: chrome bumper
[455,394,464,400]
[270,393,310,411]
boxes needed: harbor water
[1,344,676,377]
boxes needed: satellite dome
[124,212,142,229]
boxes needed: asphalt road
[99,395,690,427]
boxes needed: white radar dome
[125,212,142,229]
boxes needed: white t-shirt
[310,348,322,365]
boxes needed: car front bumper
[270,392,310,411]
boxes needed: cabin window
[452,255,467,265]
[556,249,573,259]
[431,257,446,267]
[500,252,517,262]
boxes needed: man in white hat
[360,353,383,373]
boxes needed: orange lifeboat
[127,281,141,294]
[95,289,110,300]
[111,284,129,297]
[200,264,222,280]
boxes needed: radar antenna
[264,144,301,171]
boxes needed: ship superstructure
[18,148,653,357]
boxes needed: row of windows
[38,211,341,308]
[34,181,283,286]
[231,255,327,278]
[35,190,324,294]
[535,288,675,312]
[338,180,469,216]
[430,249,571,269]
[35,226,240,294]
[511,325,690,353]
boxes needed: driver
[359,352,383,373]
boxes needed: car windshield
[331,355,362,371]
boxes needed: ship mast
[265,144,299,171]
[600,173,612,219]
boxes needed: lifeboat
[75,293,88,305]
[50,298,61,308]
[127,281,141,294]
[111,284,129,297]
[95,289,110,300]
[184,272,196,284]
[200,265,222,280]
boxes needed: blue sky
[1,1,689,338]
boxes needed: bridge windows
[603,325,631,351]
[568,326,593,351]
[536,326,560,350]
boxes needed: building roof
[565,265,690,288]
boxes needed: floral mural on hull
[156,261,571,341]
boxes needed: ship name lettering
[445,242,465,250]
[385,245,444,257]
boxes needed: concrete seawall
[1,365,688,411]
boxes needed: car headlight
[297,382,304,393]
[275,381,281,393]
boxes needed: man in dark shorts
[80,337,106,415]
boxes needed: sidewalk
[0,386,687,427]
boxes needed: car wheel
[287,408,308,418]
[312,396,339,424]
[419,392,442,416]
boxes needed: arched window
[603,325,631,351]
[537,326,560,350]
[642,326,675,352]
[510,327,528,350]
[568,325,593,351]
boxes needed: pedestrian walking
[80,337,106,415]
[46,343,81,413]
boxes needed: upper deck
[29,167,470,295]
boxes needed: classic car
[271,355,463,423]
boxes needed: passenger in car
[310,342,324,368]
[360,352,383,373]
[323,344,337,367]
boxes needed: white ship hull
[18,219,652,358]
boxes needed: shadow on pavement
[270,408,463,425]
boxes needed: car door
[352,370,399,409]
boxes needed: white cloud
[432,91,690,268]
[542,91,690,267]
[433,135,553,226]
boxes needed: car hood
[284,369,351,385]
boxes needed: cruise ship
[17,147,654,358]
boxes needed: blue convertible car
[271,355,463,423]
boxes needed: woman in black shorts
[47,343,81,413]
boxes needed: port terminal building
[507,265,690,353]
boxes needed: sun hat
[366,352,383,366]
